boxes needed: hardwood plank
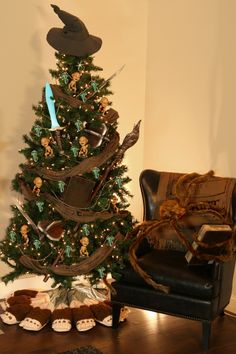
[0,308,236,354]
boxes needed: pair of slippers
[52,306,96,332]
[19,307,52,331]
[51,301,130,332]
[0,289,50,311]
[0,290,53,331]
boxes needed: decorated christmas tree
[0,5,140,290]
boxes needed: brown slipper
[0,304,33,325]
[52,307,72,332]
[20,307,51,331]
[90,302,112,327]
[72,306,96,332]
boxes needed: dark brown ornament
[38,220,65,241]
[62,176,95,208]
[84,122,108,148]
[101,108,119,124]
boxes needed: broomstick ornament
[91,120,141,200]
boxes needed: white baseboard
[0,274,102,299]
[0,275,54,298]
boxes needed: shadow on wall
[0,3,47,241]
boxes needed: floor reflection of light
[143,309,158,320]
[142,310,169,332]
[143,309,167,320]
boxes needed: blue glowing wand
[45,83,64,152]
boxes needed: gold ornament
[78,136,89,157]
[41,137,54,157]
[79,236,89,257]
[32,177,43,196]
[68,72,82,93]
[99,96,109,113]
[20,224,29,246]
[111,194,119,213]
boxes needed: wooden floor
[0,308,236,354]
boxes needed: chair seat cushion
[121,250,220,300]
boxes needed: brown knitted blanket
[154,171,235,221]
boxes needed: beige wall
[145,0,236,177]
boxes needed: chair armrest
[212,254,236,281]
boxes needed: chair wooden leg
[202,320,211,350]
[111,302,123,328]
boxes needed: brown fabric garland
[19,232,123,277]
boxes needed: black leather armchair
[111,169,236,350]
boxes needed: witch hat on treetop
[47,4,102,57]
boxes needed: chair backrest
[140,169,161,220]
[140,169,236,221]
[138,169,236,256]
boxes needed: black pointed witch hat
[47,4,102,57]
